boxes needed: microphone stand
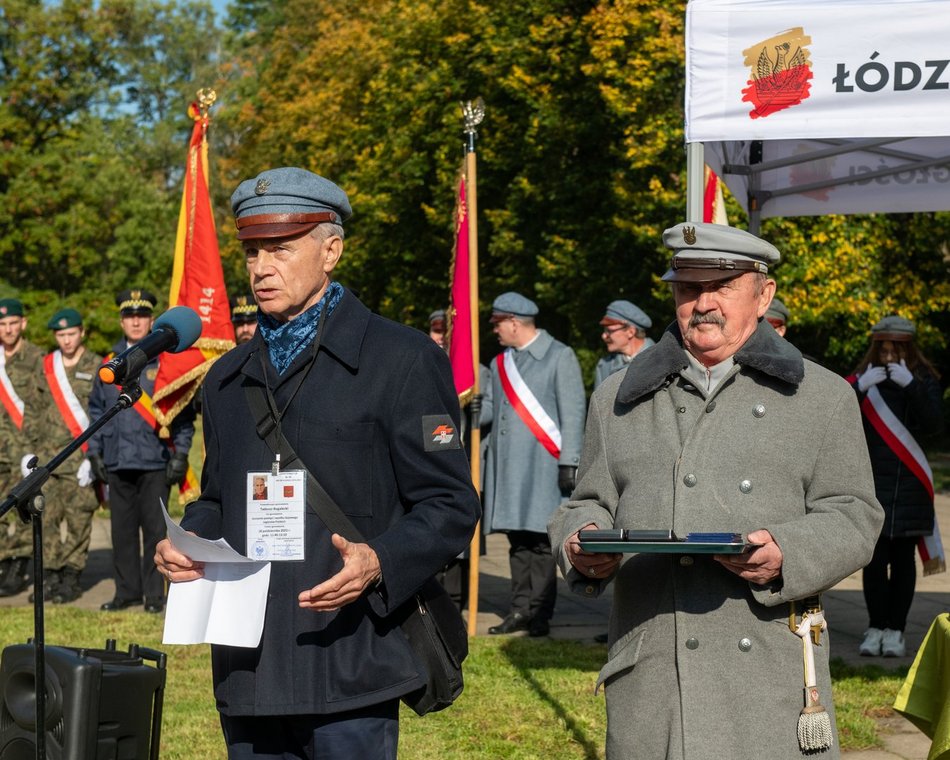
[0,381,143,760]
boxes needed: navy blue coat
[88,341,195,470]
[180,290,480,717]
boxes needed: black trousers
[107,469,169,602]
[862,535,918,632]
[506,530,556,622]
[221,700,399,760]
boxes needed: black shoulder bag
[243,368,467,716]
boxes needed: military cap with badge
[601,300,652,331]
[0,298,25,318]
[47,308,83,332]
[116,289,157,316]
[231,167,353,240]
[661,222,780,282]
[230,294,258,325]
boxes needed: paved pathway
[3,494,947,758]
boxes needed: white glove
[888,359,914,388]
[76,458,93,487]
[857,365,887,392]
[20,453,35,478]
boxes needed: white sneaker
[859,627,884,656]
[881,628,906,657]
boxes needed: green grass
[0,609,912,758]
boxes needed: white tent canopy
[684,0,950,229]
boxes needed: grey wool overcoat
[483,330,586,534]
[549,322,884,760]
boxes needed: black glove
[558,465,577,494]
[165,452,189,487]
[88,454,108,484]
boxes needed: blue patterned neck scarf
[257,281,344,375]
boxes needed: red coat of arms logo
[741,27,813,119]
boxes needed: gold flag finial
[461,97,485,136]
[197,88,217,115]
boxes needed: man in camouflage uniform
[0,298,50,597]
[37,308,102,603]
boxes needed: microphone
[98,306,203,385]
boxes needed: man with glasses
[594,300,654,389]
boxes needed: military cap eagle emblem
[683,226,697,245]
[255,178,271,195]
[236,295,247,306]
[131,289,141,300]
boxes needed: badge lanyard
[257,311,328,474]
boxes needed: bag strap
[243,381,367,543]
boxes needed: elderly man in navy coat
[482,292,586,637]
[154,168,480,760]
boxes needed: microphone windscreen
[153,306,203,352]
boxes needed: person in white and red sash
[482,292,586,637]
[87,289,196,614]
[36,308,102,603]
[850,315,945,658]
[0,297,51,598]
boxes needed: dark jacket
[180,290,480,717]
[87,341,195,470]
[851,371,944,537]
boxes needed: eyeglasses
[601,325,628,335]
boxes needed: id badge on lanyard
[246,469,307,561]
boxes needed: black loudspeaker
[0,640,166,760]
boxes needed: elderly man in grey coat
[593,299,654,389]
[483,292,586,637]
[549,223,884,760]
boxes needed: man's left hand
[298,534,382,612]
[714,529,783,585]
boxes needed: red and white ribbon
[862,385,945,575]
[496,349,561,458]
[0,350,24,430]
[44,351,90,450]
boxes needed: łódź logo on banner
[741,27,813,119]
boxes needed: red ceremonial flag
[152,98,235,440]
[447,173,475,404]
[703,165,728,225]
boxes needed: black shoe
[594,632,609,644]
[144,598,165,614]
[488,612,530,635]
[0,558,31,598]
[101,597,140,612]
[528,618,550,637]
[52,569,81,604]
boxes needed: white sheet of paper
[161,502,272,647]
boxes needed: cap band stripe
[671,256,768,274]
[235,211,337,229]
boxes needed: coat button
[738,638,753,652]
[686,637,699,650]
[679,556,694,566]
[677,406,687,414]
[753,404,766,418]
[705,401,716,413]
[739,479,752,494]
[683,473,697,487]
[500,430,507,435]
[585,585,596,595]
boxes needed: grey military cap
[428,309,447,324]
[661,222,780,282]
[231,167,353,240]
[490,292,538,321]
[601,300,652,329]
[765,297,789,324]
[871,315,915,341]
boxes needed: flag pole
[462,98,485,636]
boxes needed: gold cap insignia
[683,226,697,245]
[131,289,141,300]
[255,179,271,195]
[236,296,247,307]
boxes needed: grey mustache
[689,313,726,328]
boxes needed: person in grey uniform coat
[549,222,884,760]
[593,299,654,389]
[483,292,585,637]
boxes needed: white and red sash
[43,351,90,451]
[0,349,24,430]
[496,349,561,458]
[862,385,945,575]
